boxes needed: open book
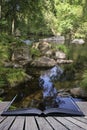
[1,96,84,116]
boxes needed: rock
[70,87,87,98]
[71,39,85,44]
[22,40,33,45]
[32,42,51,56]
[31,56,56,67]
[4,62,14,68]
[45,50,53,57]
[38,42,51,53]
[55,51,66,59]
[32,42,40,49]
[57,59,73,64]
[15,29,21,37]
[39,36,65,44]
[4,62,24,68]
[11,45,32,66]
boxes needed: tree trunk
[12,18,15,35]
[0,0,2,33]
[0,5,1,18]
[0,0,2,19]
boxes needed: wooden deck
[0,101,87,130]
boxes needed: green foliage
[55,3,83,35]
[81,70,87,90]
[7,69,26,87]
[75,22,87,38]
[0,75,7,88]
[0,43,10,64]
[1,0,87,38]
[0,34,16,44]
[54,44,68,54]
[0,34,29,88]
[0,97,3,102]
[0,67,27,87]
[0,18,7,26]
[68,43,87,61]
[30,47,41,58]
[9,105,16,110]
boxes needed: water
[39,65,63,109]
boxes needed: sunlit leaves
[55,2,83,34]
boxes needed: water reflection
[39,65,63,109]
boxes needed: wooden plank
[73,117,87,124]
[0,116,15,130]
[10,116,25,130]
[0,102,9,114]
[55,117,85,130]
[0,116,6,123]
[0,102,87,130]
[65,117,87,130]
[46,117,68,130]
[25,116,38,130]
[35,116,53,130]
[77,102,87,115]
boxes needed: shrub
[0,67,27,87]
[6,69,26,87]
[0,44,10,63]
[53,44,68,54]
[30,47,41,58]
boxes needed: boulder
[71,39,85,44]
[11,45,32,66]
[4,62,24,68]
[70,87,87,98]
[38,42,51,53]
[39,36,65,44]
[32,42,40,49]
[45,50,53,57]
[55,51,66,59]
[57,59,73,64]
[22,39,33,45]
[31,56,56,67]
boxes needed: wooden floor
[0,101,87,130]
